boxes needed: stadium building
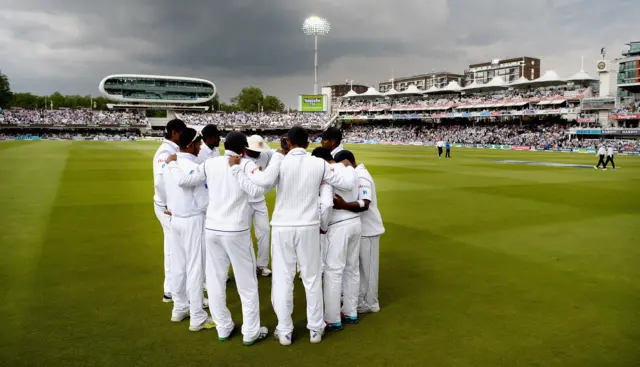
[98,74,217,129]
[464,57,541,86]
[321,82,368,115]
[378,72,465,93]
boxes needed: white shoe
[274,330,292,346]
[163,293,173,303]
[603,168,607,171]
[171,311,189,323]
[593,166,598,169]
[310,330,323,344]
[202,298,209,309]
[243,326,268,345]
[259,267,272,277]
[189,317,216,332]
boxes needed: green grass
[1,141,639,367]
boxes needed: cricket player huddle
[152,119,384,346]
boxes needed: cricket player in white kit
[197,124,221,163]
[332,152,385,314]
[168,132,282,344]
[152,119,186,302]
[163,128,214,331]
[320,127,344,158]
[244,135,275,277]
[254,127,355,346]
[312,148,361,330]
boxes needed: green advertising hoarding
[298,95,327,112]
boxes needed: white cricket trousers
[154,203,172,294]
[271,226,324,334]
[170,215,208,327]
[359,236,380,311]
[249,200,270,269]
[324,219,362,323]
[205,230,261,340]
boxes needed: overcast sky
[0,0,637,107]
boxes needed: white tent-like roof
[383,88,400,97]
[398,85,423,95]
[423,85,441,94]
[463,80,482,91]
[438,81,463,93]
[484,76,507,89]
[360,87,383,97]
[509,76,531,88]
[343,89,360,98]
[566,69,597,82]
[529,70,566,86]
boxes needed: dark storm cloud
[1,0,638,104]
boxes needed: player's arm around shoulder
[230,157,266,197]
[167,160,207,187]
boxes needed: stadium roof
[343,89,360,98]
[424,85,441,94]
[438,81,463,93]
[384,88,400,97]
[360,87,383,97]
[398,85,424,95]
[566,69,597,82]
[528,70,565,86]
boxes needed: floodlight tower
[302,16,330,95]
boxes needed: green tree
[0,70,13,108]
[262,95,285,112]
[11,93,39,108]
[233,87,264,112]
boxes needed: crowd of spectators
[341,122,639,151]
[338,86,588,111]
[178,112,330,128]
[0,109,148,126]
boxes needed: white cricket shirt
[152,139,179,208]
[163,153,208,218]
[436,141,444,148]
[331,144,344,158]
[607,147,614,157]
[356,163,385,237]
[167,151,275,233]
[197,144,220,163]
[244,149,275,203]
[328,163,360,226]
[269,148,355,227]
[598,147,606,156]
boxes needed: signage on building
[609,113,640,120]
[582,97,616,110]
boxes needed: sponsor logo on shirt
[363,190,368,195]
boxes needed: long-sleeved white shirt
[319,181,333,232]
[607,147,614,157]
[163,153,208,218]
[169,151,281,233]
[263,148,355,227]
[331,144,344,158]
[597,147,606,156]
[328,163,360,226]
[356,163,385,237]
[244,149,275,203]
[197,144,220,163]
[152,139,179,207]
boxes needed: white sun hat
[247,135,271,152]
